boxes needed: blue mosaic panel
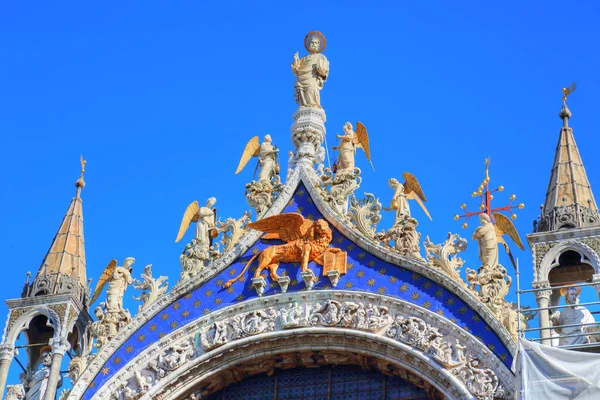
[82,183,512,399]
[207,365,430,399]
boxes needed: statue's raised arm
[292,31,329,108]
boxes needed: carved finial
[75,155,87,196]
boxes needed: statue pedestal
[291,107,326,169]
[300,270,316,291]
[327,270,341,287]
[251,277,267,297]
[277,276,291,293]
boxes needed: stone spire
[537,102,600,231]
[26,157,88,303]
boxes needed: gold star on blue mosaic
[170,321,178,329]
[377,287,386,294]
[487,344,496,351]
[411,273,420,281]
[423,301,431,309]
[336,237,344,244]
[226,286,235,294]
[459,307,467,314]
[193,300,201,308]
[159,332,166,339]
[367,279,375,286]
[436,309,445,316]
[161,313,169,320]
[446,298,455,306]
[499,353,508,361]
[345,281,353,289]
[347,263,354,270]
[204,308,210,315]
[137,334,146,342]
[125,345,133,353]
[435,289,443,298]
[297,189,305,196]
[150,324,157,331]
[357,271,365,278]
[411,292,420,300]
[346,244,355,251]
[291,279,298,286]
[215,298,222,305]
[113,356,121,365]
[368,260,376,267]
[205,290,213,297]
[423,281,431,289]
[173,302,181,310]
[378,268,386,275]
[90,381,96,388]
[236,294,245,302]
[252,248,260,255]
[229,268,237,276]
[216,279,224,287]
[182,310,190,317]
[471,315,480,323]
[358,252,366,260]
[101,367,109,376]
[389,276,397,283]
[323,284,330,289]
[184,293,192,300]
[400,284,408,292]
[297,206,304,212]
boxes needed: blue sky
[1,0,600,386]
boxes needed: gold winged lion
[224,213,342,288]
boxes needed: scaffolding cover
[516,338,600,399]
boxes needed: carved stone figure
[332,122,372,175]
[132,264,168,312]
[157,341,195,372]
[22,348,61,400]
[175,198,217,251]
[453,356,501,400]
[213,212,250,254]
[224,213,344,288]
[472,214,498,270]
[281,302,305,328]
[291,32,329,108]
[551,286,597,346]
[377,217,423,259]
[89,258,135,347]
[319,167,361,216]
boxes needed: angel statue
[235,135,280,183]
[332,122,373,175]
[291,31,329,108]
[386,174,432,223]
[175,197,218,253]
[472,213,524,270]
[89,258,135,347]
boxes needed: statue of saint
[291,32,329,108]
[388,178,410,222]
[22,347,61,400]
[175,198,218,249]
[551,286,596,346]
[257,135,279,183]
[472,213,499,269]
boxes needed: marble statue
[89,258,135,348]
[22,348,61,400]
[472,214,499,269]
[332,122,372,175]
[386,174,432,222]
[551,286,596,346]
[235,135,280,184]
[175,198,217,249]
[291,32,329,108]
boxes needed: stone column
[533,281,553,346]
[290,106,326,170]
[43,338,70,400]
[0,344,15,398]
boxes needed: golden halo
[304,31,326,54]
[560,286,582,296]
[39,345,52,355]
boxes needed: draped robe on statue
[258,141,278,183]
[555,303,596,346]
[472,218,499,269]
[292,53,329,108]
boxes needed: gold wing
[353,122,372,162]
[247,213,312,243]
[175,201,200,243]
[90,259,117,305]
[493,212,524,250]
[403,172,432,220]
[235,136,260,174]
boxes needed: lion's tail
[223,252,261,289]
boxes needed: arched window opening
[549,250,594,286]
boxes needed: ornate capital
[48,337,71,356]
[532,281,552,303]
[0,343,16,361]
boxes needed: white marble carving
[6,384,25,400]
[132,264,168,313]
[348,193,382,241]
[424,233,468,285]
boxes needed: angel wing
[235,136,260,174]
[353,122,374,170]
[175,201,200,243]
[493,212,524,269]
[403,172,432,220]
[246,213,313,242]
[90,259,117,305]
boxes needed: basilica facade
[1,32,599,400]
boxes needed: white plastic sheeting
[516,338,600,399]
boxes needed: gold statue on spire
[562,82,576,102]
